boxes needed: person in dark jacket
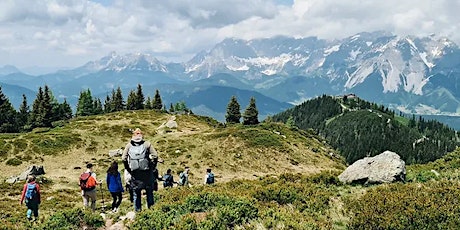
[20,175,41,221]
[106,161,124,213]
[162,169,176,188]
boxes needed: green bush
[38,208,104,230]
[6,158,22,166]
[345,181,460,229]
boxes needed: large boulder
[18,165,46,181]
[109,149,122,157]
[338,151,405,184]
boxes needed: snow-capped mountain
[2,31,460,124]
[182,31,460,115]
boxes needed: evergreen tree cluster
[0,83,191,133]
[225,96,259,125]
[0,85,72,132]
[271,95,459,164]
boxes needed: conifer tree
[30,87,45,128]
[126,90,137,110]
[93,98,104,114]
[18,94,29,129]
[58,99,73,120]
[242,97,259,125]
[145,96,152,109]
[152,89,162,110]
[225,95,241,124]
[113,87,125,111]
[42,85,54,127]
[169,103,175,113]
[135,84,144,110]
[104,94,113,113]
[76,89,94,116]
[0,86,18,132]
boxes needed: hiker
[20,175,41,221]
[122,128,160,212]
[178,167,190,187]
[79,163,100,212]
[204,168,215,185]
[124,169,134,203]
[162,169,176,188]
[106,161,124,213]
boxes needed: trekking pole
[100,183,106,211]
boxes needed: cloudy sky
[1,0,459,71]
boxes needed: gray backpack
[128,144,149,171]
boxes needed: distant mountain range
[1,31,460,127]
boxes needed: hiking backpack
[163,174,173,187]
[25,183,37,200]
[206,173,215,184]
[178,172,186,186]
[79,172,96,191]
[127,144,149,171]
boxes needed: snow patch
[418,52,435,68]
[366,41,373,46]
[324,45,340,55]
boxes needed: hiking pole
[100,183,106,212]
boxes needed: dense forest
[271,95,459,164]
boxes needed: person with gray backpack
[122,128,160,212]
[204,168,215,185]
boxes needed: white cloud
[0,0,459,69]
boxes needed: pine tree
[126,90,137,110]
[135,84,145,110]
[0,86,18,132]
[30,87,45,128]
[286,115,295,128]
[225,95,241,124]
[76,89,94,116]
[18,94,29,130]
[93,98,104,114]
[152,89,163,110]
[42,85,54,127]
[104,94,113,113]
[59,99,73,120]
[145,96,152,109]
[242,97,259,125]
[113,87,125,111]
[169,103,175,113]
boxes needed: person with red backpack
[20,175,41,221]
[79,163,100,211]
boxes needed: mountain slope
[271,95,459,164]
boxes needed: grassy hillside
[1,110,460,229]
[0,110,345,229]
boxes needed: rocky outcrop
[338,151,405,184]
[6,165,46,184]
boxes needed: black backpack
[163,174,174,187]
[206,173,215,184]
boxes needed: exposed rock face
[338,151,406,184]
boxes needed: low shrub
[6,157,22,166]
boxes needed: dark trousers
[133,187,154,212]
[126,184,134,203]
[26,199,39,219]
[110,192,123,210]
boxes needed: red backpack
[79,172,96,191]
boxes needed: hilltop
[0,110,344,188]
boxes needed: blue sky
[0,0,458,71]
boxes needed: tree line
[0,84,261,133]
[271,95,459,164]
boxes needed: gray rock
[109,149,122,157]
[6,177,18,184]
[18,165,45,181]
[165,120,177,129]
[338,151,406,184]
